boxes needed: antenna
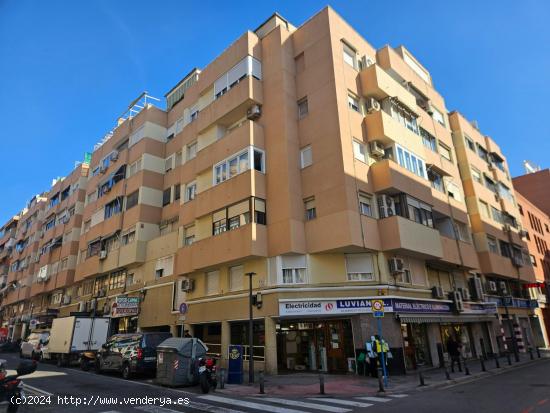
[523,160,541,174]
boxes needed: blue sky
[0,0,549,223]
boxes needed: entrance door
[326,321,346,372]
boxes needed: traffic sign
[179,302,188,315]
[371,299,385,318]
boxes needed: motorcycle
[79,351,97,371]
[0,359,37,413]
[198,357,217,394]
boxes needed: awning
[397,314,497,324]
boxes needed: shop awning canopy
[397,314,497,324]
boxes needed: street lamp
[245,272,256,384]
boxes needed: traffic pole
[494,354,500,369]
[319,372,325,395]
[418,370,426,386]
[479,356,486,372]
[259,370,265,394]
[376,317,388,388]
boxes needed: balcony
[378,215,443,259]
[360,64,417,111]
[363,109,425,156]
[197,76,263,133]
[176,223,267,274]
[438,236,479,269]
[478,251,535,282]
[55,269,75,289]
[118,241,147,268]
[370,159,432,203]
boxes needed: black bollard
[319,372,325,395]
[494,354,500,369]
[445,367,451,380]
[418,370,426,386]
[537,347,541,359]
[506,352,512,366]
[378,368,385,392]
[480,356,486,372]
[219,368,226,389]
[259,370,265,394]
[529,348,534,360]
[463,358,470,376]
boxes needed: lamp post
[245,272,256,384]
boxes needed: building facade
[0,7,543,375]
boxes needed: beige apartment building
[0,7,544,375]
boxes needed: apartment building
[0,6,544,375]
[513,177,550,348]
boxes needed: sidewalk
[218,352,550,397]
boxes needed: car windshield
[142,333,171,348]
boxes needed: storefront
[109,296,140,334]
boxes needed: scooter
[0,359,37,413]
[198,357,217,394]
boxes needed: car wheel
[19,350,23,358]
[121,363,132,380]
[56,356,63,368]
[94,360,102,374]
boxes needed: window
[491,206,503,224]
[213,147,264,185]
[103,234,119,253]
[281,255,306,284]
[185,182,197,202]
[471,167,482,183]
[49,193,60,209]
[45,217,56,231]
[487,235,498,254]
[61,186,70,201]
[530,255,537,266]
[420,128,437,152]
[499,240,511,258]
[342,42,357,69]
[189,105,199,123]
[479,200,490,219]
[109,270,126,290]
[155,255,174,279]
[347,92,360,113]
[476,143,489,163]
[346,253,374,281]
[93,275,108,295]
[174,184,181,201]
[395,144,427,179]
[175,151,182,167]
[162,188,172,206]
[431,106,445,126]
[484,174,497,194]
[518,204,523,216]
[229,265,244,291]
[186,142,197,161]
[206,270,220,295]
[446,181,463,202]
[60,258,68,270]
[304,197,316,220]
[352,140,366,163]
[406,195,434,228]
[104,198,122,219]
[128,158,142,177]
[183,225,195,246]
[254,198,266,225]
[498,183,514,203]
[359,193,373,217]
[465,135,475,151]
[165,156,174,173]
[300,146,312,168]
[439,143,452,162]
[382,98,419,135]
[126,191,139,210]
[428,170,444,192]
[121,227,136,245]
[83,220,91,233]
[298,97,308,119]
[214,55,262,98]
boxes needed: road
[1,352,549,413]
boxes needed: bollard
[537,347,541,359]
[494,354,500,369]
[259,370,265,394]
[219,368,226,389]
[479,356,486,372]
[529,348,534,360]
[506,352,512,366]
[377,368,385,392]
[319,372,325,395]
[418,370,426,387]
[445,367,451,380]
[463,358,470,376]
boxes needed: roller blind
[345,254,374,274]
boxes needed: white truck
[48,316,110,367]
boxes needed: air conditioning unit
[419,100,434,115]
[499,281,508,294]
[457,287,471,301]
[469,277,484,301]
[181,278,195,292]
[110,151,119,161]
[99,250,107,260]
[360,55,374,69]
[365,97,381,114]
[246,104,262,120]
[388,257,404,274]
[378,194,395,218]
[431,286,444,299]
[487,280,497,293]
[369,141,385,159]
[451,290,464,312]
[62,295,71,305]
[78,301,86,312]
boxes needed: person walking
[446,335,462,373]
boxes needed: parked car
[95,332,171,379]
[37,337,51,362]
[20,331,49,360]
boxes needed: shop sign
[462,302,497,314]
[279,298,395,316]
[392,299,452,314]
[111,296,140,318]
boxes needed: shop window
[230,320,265,360]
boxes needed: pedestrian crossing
[94,393,408,413]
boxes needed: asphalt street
[0,352,548,413]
